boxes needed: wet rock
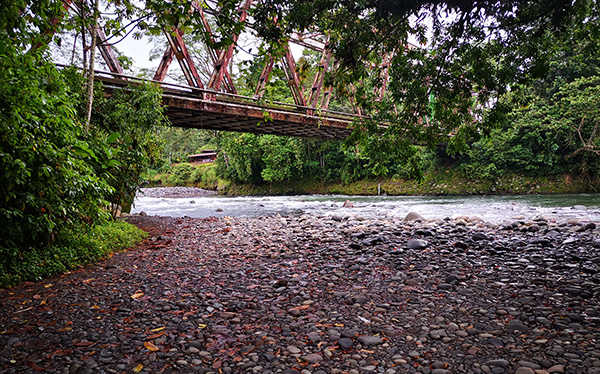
[473,232,491,241]
[406,239,428,249]
[357,336,383,346]
[338,338,354,350]
[302,353,323,363]
[405,212,425,222]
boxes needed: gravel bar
[1,213,599,374]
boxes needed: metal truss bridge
[96,72,356,140]
[56,0,402,139]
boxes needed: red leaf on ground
[74,341,96,347]
[25,362,44,372]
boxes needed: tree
[245,0,600,152]
[0,0,166,253]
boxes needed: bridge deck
[96,73,356,140]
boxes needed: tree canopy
[135,0,597,155]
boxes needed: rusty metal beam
[206,0,252,92]
[280,44,307,107]
[164,28,204,88]
[192,1,237,94]
[162,94,353,139]
[95,73,357,139]
[375,53,393,101]
[307,40,332,108]
[321,87,333,110]
[153,45,175,81]
[253,56,276,99]
[95,28,124,76]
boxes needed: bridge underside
[97,75,356,140]
[163,95,354,140]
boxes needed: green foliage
[213,131,426,186]
[0,47,111,252]
[158,128,218,163]
[167,163,197,185]
[0,221,147,288]
[258,136,304,182]
[0,1,166,285]
[216,133,264,184]
[248,0,599,150]
[89,80,167,211]
[468,98,570,177]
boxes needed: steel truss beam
[206,0,252,92]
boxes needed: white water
[131,191,600,224]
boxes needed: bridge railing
[92,69,366,124]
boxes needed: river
[130,188,600,224]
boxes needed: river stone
[473,232,491,241]
[302,353,323,363]
[343,200,353,208]
[358,336,384,346]
[337,337,354,350]
[506,320,530,333]
[404,212,425,222]
[515,368,535,374]
[547,365,565,373]
[406,239,428,249]
[287,345,301,354]
[485,359,510,368]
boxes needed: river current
[131,188,600,224]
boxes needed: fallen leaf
[144,341,159,352]
[74,341,95,347]
[131,291,144,299]
[146,331,165,340]
[150,326,166,332]
[132,363,143,373]
[198,324,207,329]
[25,361,44,371]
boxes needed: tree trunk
[84,0,99,133]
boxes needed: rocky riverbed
[1,213,600,374]
[138,187,217,199]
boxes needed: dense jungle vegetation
[0,1,167,286]
[150,27,600,194]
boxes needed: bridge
[52,0,400,140]
[95,71,357,140]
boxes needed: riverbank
[220,174,594,196]
[145,163,598,196]
[1,213,599,373]
[0,220,148,288]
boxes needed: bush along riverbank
[0,221,147,288]
[144,162,598,196]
